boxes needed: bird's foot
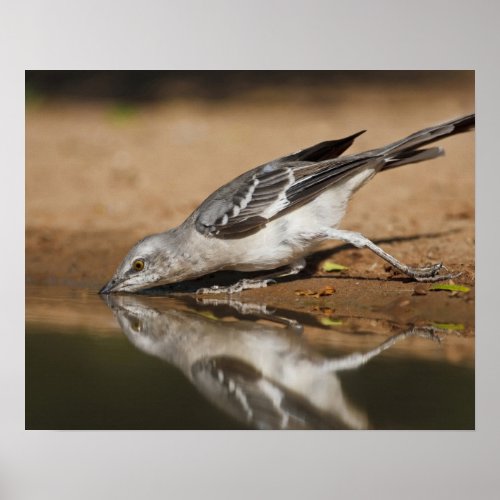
[196,278,277,295]
[407,325,446,343]
[403,262,461,282]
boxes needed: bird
[100,113,475,294]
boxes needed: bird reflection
[104,295,435,430]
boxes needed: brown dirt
[26,75,475,329]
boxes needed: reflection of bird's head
[105,295,192,364]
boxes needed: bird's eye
[132,259,145,271]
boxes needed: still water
[26,286,474,430]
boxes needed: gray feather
[194,114,475,238]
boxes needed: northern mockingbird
[100,113,475,294]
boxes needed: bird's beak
[98,292,121,309]
[99,278,120,294]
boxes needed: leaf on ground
[429,284,470,293]
[318,286,336,296]
[197,311,219,320]
[312,306,335,315]
[295,289,317,296]
[295,286,336,298]
[322,261,349,272]
[432,322,465,331]
[319,317,343,326]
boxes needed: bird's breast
[218,189,350,272]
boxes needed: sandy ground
[26,74,475,329]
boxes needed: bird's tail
[380,113,475,170]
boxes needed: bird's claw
[403,261,461,282]
[413,271,462,283]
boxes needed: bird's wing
[194,114,475,238]
[194,132,370,237]
[191,356,345,429]
[195,153,376,237]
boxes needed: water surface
[26,286,474,430]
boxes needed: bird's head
[99,232,177,294]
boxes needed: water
[26,286,474,430]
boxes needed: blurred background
[25,71,474,288]
[26,70,471,103]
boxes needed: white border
[2,1,499,499]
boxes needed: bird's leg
[195,296,303,331]
[321,325,446,372]
[321,229,460,282]
[196,258,307,294]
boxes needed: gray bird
[100,113,474,294]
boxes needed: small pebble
[413,284,428,296]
